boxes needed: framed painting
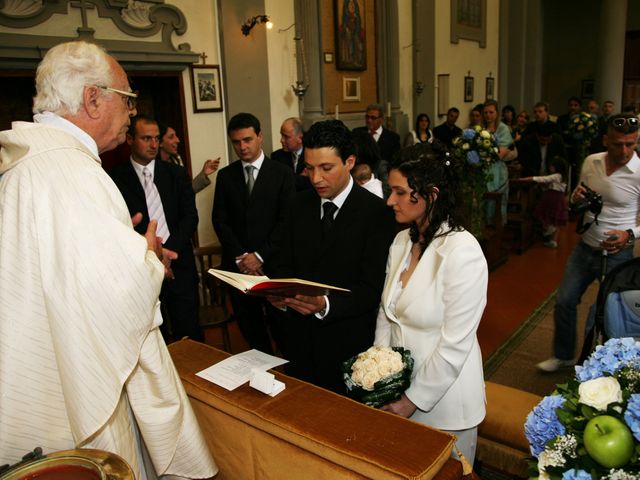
[335,0,367,70]
[451,0,487,48]
[485,77,495,101]
[190,65,223,113]
[343,77,361,101]
[581,79,595,99]
[464,76,474,103]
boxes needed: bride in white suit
[375,142,488,462]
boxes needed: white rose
[480,130,491,139]
[578,377,622,411]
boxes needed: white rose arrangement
[350,346,404,391]
[342,345,414,408]
[579,377,623,411]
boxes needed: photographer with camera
[537,113,640,372]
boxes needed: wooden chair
[193,245,233,352]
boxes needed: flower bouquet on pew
[525,338,640,479]
[451,125,501,238]
[342,345,414,408]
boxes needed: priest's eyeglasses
[96,85,138,110]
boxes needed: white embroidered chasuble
[0,121,217,479]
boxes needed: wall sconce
[241,14,272,36]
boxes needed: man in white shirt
[0,40,216,479]
[538,113,640,372]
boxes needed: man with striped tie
[110,115,201,342]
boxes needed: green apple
[583,415,634,468]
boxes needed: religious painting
[450,0,487,48]
[464,76,474,103]
[343,77,361,101]
[190,65,223,113]
[335,0,367,71]
[485,76,495,101]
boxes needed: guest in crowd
[272,117,311,191]
[482,100,513,223]
[352,162,383,198]
[557,96,582,144]
[524,101,560,137]
[586,99,600,118]
[404,113,433,147]
[375,142,488,463]
[501,104,517,131]
[433,107,462,148]
[537,114,640,372]
[212,113,295,354]
[353,128,390,198]
[158,122,220,194]
[517,121,567,177]
[269,120,396,394]
[468,104,484,127]
[517,155,569,248]
[111,115,202,342]
[512,110,530,145]
[0,40,216,479]
[353,103,401,164]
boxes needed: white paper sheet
[196,349,288,391]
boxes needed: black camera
[571,182,603,216]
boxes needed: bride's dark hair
[389,140,465,256]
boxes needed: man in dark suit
[518,121,568,176]
[353,103,401,163]
[212,113,295,354]
[110,115,202,341]
[271,117,311,191]
[269,120,396,394]
[433,107,462,148]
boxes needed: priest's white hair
[33,41,113,116]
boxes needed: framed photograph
[581,79,595,99]
[451,0,487,48]
[343,77,360,101]
[437,74,450,116]
[464,76,474,103]
[324,52,334,63]
[190,64,223,113]
[485,77,494,101]
[335,0,367,70]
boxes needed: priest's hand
[380,393,417,418]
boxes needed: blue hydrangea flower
[576,338,640,382]
[624,393,640,442]
[461,128,476,140]
[562,469,591,480]
[525,394,566,457]
[466,150,480,165]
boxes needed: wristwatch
[625,229,636,247]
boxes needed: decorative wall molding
[0,0,199,70]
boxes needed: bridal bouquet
[342,345,413,408]
[525,338,640,479]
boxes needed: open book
[208,269,350,297]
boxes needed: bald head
[280,117,304,152]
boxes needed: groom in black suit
[212,113,295,354]
[110,115,201,341]
[353,103,401,163]
[269,120,396,394]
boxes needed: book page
[196,349,289,391]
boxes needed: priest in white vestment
[0,41,217,479]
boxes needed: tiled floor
[203,222,581,359]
